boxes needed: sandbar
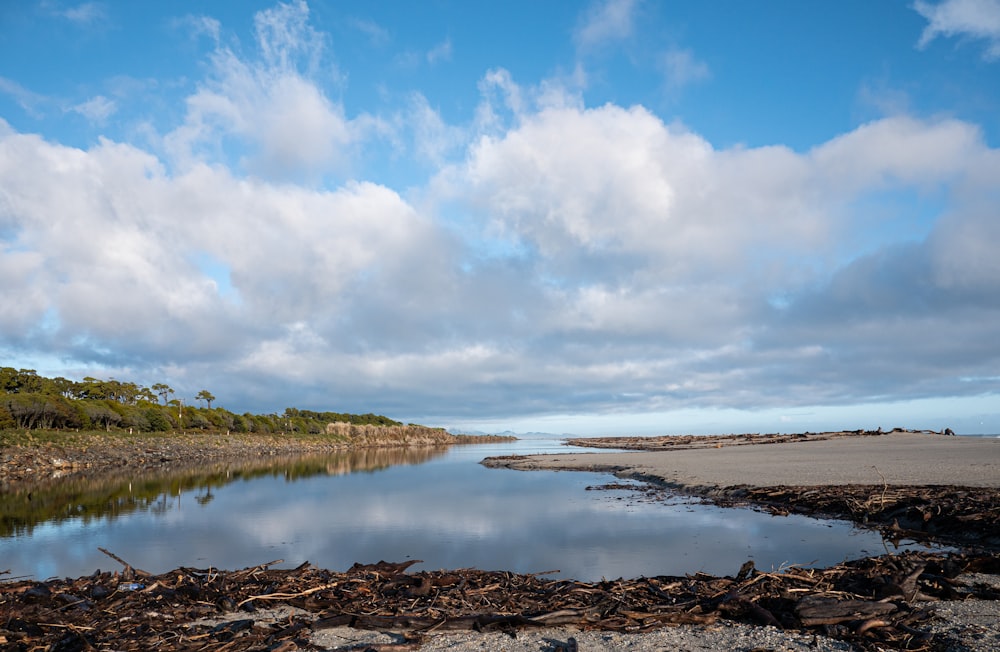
[489,431,1000,489]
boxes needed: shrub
[0,405,15,430]
[144,407,172,432]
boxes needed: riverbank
[3,429,999,650]
[0,428,513,487]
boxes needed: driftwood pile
[2,550,998,651]
[710,484,1000,550]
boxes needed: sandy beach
[490,431,1000,489]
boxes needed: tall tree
[196,390,216,409]
[151,383,174,405]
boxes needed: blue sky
[1,0,999,435]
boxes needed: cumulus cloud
[164,0,356,180]
[430,98,1000,414]
[914,0,1000,59]
[0,122,450,391]
[2,3,998,424]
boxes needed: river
[0,437,940,582]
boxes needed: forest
[0,367,404,435]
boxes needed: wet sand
[490,431,1000,489]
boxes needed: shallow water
[0,437,939,582]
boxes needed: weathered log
[795,595,897,626]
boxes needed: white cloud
[0,124,443,369]
[3,96,999,419]
[179,15,222,46]
[3,3,999,426]
[0,77,49,118]
[810,116,983,191]
[660,48,710,89]
[427,38,453,65]
[71,95,117,123]
[574,0,638,50]
[51,1,107,25]
[427,102,1000,415]
[350,18,390,47]
[407,94,465,164]
[165,2,357,180]
[457,102,824,280]
[914,0,1000,59]
[252,0,326,72]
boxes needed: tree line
[0,367,403,435]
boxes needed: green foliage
[144,407,172,432]
[283,407,402,427]
[230,413,248,433]
[1,393,80,429]
[0,404,16,429]
[195,389,216,408]
[0,369,406,437]
[151,383,174,405]
[79,400,123,431]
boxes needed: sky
[1,0,999,436]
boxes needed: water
[1,438,937,582]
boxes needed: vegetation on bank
[0,367,428,439]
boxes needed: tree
[151,383,174,406]
[49,377,78,399]
[0,367,17,393]
[196,390,216,409]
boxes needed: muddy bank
[3,551,999,651]
[0,430,512,489]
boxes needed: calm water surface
[1,437,938,582]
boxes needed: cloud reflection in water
[1,441,926,581]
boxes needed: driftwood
[709,484,1000,549]
[1,550,997,651]
[795,595,897,626]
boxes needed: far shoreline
[0,427,514,488]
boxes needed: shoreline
[0,429,512,488]
[3,429,999,650]
[483,429,1000,551]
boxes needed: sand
[495,431,1000,489]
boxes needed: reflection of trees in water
[319,446,449,477]
[0,446,450,537]
[195,487,214,506]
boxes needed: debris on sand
[2,551,998,651]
